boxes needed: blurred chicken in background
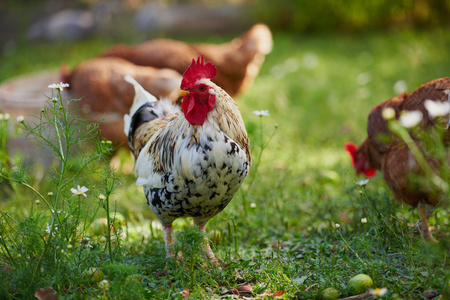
[62,23,272,147]
[100,23,273,97]
[346,77,450,241]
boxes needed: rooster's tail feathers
[125,75,158,110]
[123,75,181,152]
[123,75,158,137]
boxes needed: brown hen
[100,23,273,97]
[61,57,182,146]
[346,77,450,241]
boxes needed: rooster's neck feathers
[208,82,251,163]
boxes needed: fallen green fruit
[110,212,126,229]
[90,218,109,236]
[348,274,373,295]
[321,287,339,300]
[86,268,105,283]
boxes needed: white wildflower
[250,203,256,208]
[424,99,450,118]
[16,115,24,123]
[357,72,371,86]
[98,279,110,292]
[335,223,341,229]
[4,113,10,120]
[45,223,58,236]
[361,218,367,224]
[393,80,408,94]
[98,194,106,201]
[253,110,270,116]
[82,237,93,248]
[71,185,89,197]
[398,110,422,128]
[369,287,388,297]
[356,179,369,186]
[48,82,69,91]
[382,107,395,120]
[0,114,8,120]
[303,53,319,69]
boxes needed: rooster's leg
[162,224,175,258]
[417,201,438,242]
[194,221,219,266]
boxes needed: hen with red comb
[345,77,450,242]
[344,142,377,177]
[123,56,251,264]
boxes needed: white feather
[133,140,165,188]
[123,114,131,137]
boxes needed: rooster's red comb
[181,55,217,90]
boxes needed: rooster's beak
[179,90,189,97]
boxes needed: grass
[0,27,450,299]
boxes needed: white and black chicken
[124,56,251,264]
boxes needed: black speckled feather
[128,102,161,152]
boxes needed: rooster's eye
[198,84,207,92]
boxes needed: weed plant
[0,84,121,297]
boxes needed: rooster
[345,77,450,241]
[123,56,251,264]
